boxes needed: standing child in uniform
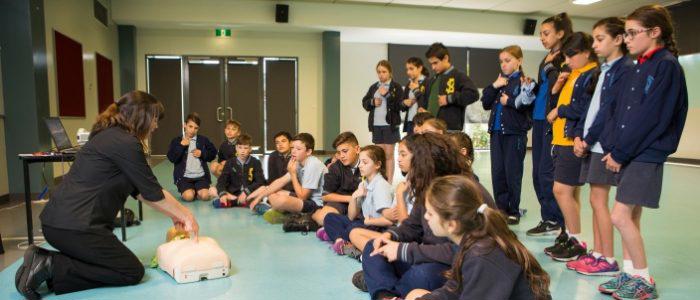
[480,45,536,225]
[598,5,687,299]
[401,57,430,136]
[526,13,572,237]
[362,60,403,183]
[545,32,599,262]
[566,17,633,277]
[167,113,217,202]
[423,43,480,132]
[214,134,265,208]
[323,145,394,256]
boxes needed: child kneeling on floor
[321,145,395,256]
[213,133,265,208]
[406,175,551,300]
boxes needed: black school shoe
[527,221,561,236]
[15,245,55,300]
[507,215,520,225]
[352,271,368,292]
[544,229,569,256]
[551,237,587,262]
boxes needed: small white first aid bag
[156,236,230,284]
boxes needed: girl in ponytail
[406,175,551,300]
[597,4,688,299]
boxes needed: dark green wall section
[118,25,136,95]
[0,0,52,193]
[322,31,340,151]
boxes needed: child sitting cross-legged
[213,133,265,208]
[322,145,395,256]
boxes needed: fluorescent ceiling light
[573,0,602,5]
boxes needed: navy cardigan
[167,135,217,185]
[602,48,688,165]
[578,56,634,145]
[480,72,533,135]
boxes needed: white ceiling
[330,0,684,18]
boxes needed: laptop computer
[44,117,80,154]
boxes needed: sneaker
[316,227,330,242]
[352,271,368,292]
[544,229,569,255]
[566,252,596,270]
[263,209,288,224]
[612,276,658,299]
[551,237,587,262]
[527,221,561,236]
[343,243,362,262]
[507,215,520,225]
[577,257,621,276]
[331,239,345,255]
[253,203,271,215]
[600,272,634,294]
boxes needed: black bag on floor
[282,213,319,234]
[114,208,140,227]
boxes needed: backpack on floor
[282,213,319,234]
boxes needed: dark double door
[147,56,297,155]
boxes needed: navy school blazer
[361,80,404,132]
[423,67,480,131]
[480,72,533,135]
[555,67,598,140]
[167,135,217,185]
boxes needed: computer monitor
[44,117,73,151]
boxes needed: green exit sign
[215,28,231,37]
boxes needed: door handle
[226,107,233,121]
[216,107,223,122]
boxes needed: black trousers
[490,132,527,217]
[42,226,144,295]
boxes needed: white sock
[631,267,651,282]
[623,260,634,273]
[592,251,602,259]
[605,256,617,264]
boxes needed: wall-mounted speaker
[523,18,537,35]
[276,4,289,23]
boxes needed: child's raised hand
[352,181,367,200]
[438,95,447,106]
[395,182,408,195]
[521,76,533,86]
[546,107,558,124]
[374,97,383,107]
[180,137,190,146]
[408,81,419,90]
[493,74,508,88]
[557,72,570,83]
[499,93,509,106]
[403,99,415,107]
[192,149,202,158]
[286,157,298,174]
[378,86,389,96]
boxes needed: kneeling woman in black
[16,91,200,299]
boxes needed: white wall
[339,42,388,146]
[44,0,121,177]
[135,28,324,145]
